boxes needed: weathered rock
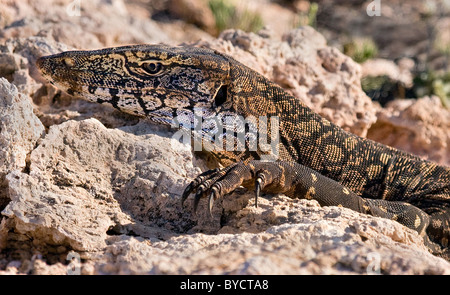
[1,118,449,274]
[361,58,414,88]
[94,205,450,275]
[0,78,45,210]
[367,96,450,166]
[0,0,171,49]
[2,118,202,252]
[1,0,449,275]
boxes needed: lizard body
[36,44,450,259]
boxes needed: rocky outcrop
[1,105,448,274]
[0,78,45,210]
[1,0,449,275]
[368,95,450,166]
[0,0,172,49]
[361,58,414,88]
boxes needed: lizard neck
[229,62,314,121]
[226,62,323,164]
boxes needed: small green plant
[208,0,264,34]
[433,30,450,71]
[343,38,379,63]
[308,2,319,27]
[208,0,234,33]
[296,2,319,28]
[413,70,450,108]
[236,8,264,33]
[361,75,403,106]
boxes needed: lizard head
[37,44,277,163]
[36,44,232,126]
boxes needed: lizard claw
[193,186,207,214]
[181,183,193,206]
[181,161,287,217]
[255,177,261,208]
[207,184,222,217]
[181,168,222,207]
[254,170,268,208]
[208,189,217,218]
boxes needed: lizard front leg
[182,160,432,238]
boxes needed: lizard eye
[142,61,163,75]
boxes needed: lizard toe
[181,167,228,206]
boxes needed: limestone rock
[0,0,171,49]
[2,118,202,253]
[0,78,44,210]
[367,96,450,166]
[1,118,449,274]
[95,207,450,275]
[0,0,449,275]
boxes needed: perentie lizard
[36,44,450,259]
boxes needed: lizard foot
[181,161,295,217]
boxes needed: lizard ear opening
[214,84,228,107]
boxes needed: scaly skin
[37,44,450,259]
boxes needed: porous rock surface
[0,0,450,275]
[368,95,450,166]
[1,72,449,275]
[1,109,449,274]
[0,78,45,210]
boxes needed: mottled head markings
[37,45,283,164]
[37,45,232,123]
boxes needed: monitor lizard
[36,44,450,259]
